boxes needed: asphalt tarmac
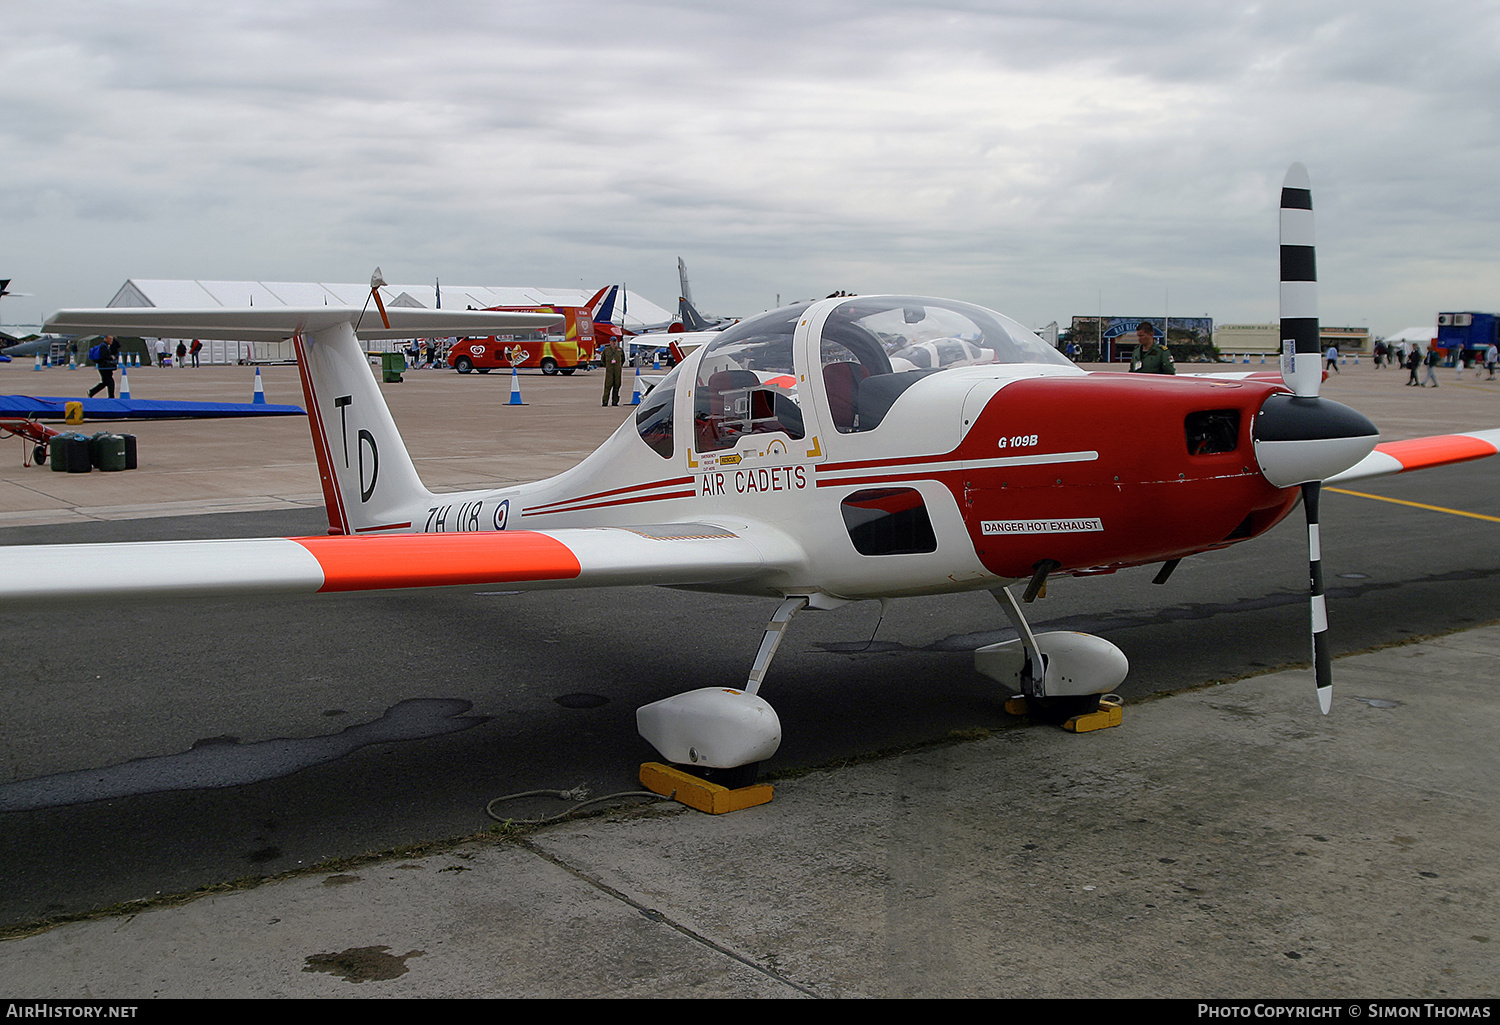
[0,357,1496,998]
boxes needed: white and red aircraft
[8,166,1499,783]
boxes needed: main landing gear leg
[992,585,1047,703]
[636,596,807,790]
[745,596,808,697]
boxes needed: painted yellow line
[1327,487,1500,523]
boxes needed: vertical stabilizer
[679,296,710,332]
[294,322,434,535]
[590,284,619,325]
[677,258,694,307]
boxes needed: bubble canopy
[822,296,1071,372]
[638,296,1074,455]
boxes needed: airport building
[104,279,674,363]
[1212,323,1372,358]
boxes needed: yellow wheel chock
[1003,694,1123,733]
[639,762,774,814]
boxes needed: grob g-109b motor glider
[10,166,1500,780]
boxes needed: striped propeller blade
[1301,481,1334,714]
[1280,163,1322,398]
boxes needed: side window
[840,488,938,555]
[635,365,680,459]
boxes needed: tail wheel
[32,444,47,465]
[455,356,473,374]
[540,358,558,375]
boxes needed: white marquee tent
[105,280,675,363]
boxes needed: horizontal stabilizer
[1326,428,1500,484]
[0,525,775,606]
[44,306,563,343]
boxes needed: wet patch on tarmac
[302,945,424,983]
[0,698,489,811]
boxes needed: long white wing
[0,523,790,607]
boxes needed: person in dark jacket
[1129,321,1175,374]
[87,336,121,398]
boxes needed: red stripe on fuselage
[530,489,698,516]
[522,477,696,516]
[294,532,582,591]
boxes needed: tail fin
[294,322,433,535]
[589,284,619,324]
[677,257,693,307]
[679,296,710,332]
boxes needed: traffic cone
[1242,353,1250,364]
[630,367,643,405]
[32,355,41,371]
[652,351,660,370]
[509,367,526,405]
[1260,352,1267,364]
[120,367,131,400]
[252,367,266,404]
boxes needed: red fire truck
[448,286,614,376]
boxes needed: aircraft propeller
[1251,163,1378,714]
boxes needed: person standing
[1128,321,1175,374]
[600,338,626,405]
[87,335,121,398]
[190,338,202,368]
[1325,344,1340,374]
[154,337,168,367]
[1485,342,1498,381]
[1423,345,1441,387]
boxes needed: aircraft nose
[1252,393,1378,487]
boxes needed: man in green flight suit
[1129,321,1175,374]
[600,338,626,406]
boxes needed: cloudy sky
[3,1,1497,336]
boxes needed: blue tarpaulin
[0,395,305,420]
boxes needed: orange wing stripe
[295,532,582,592]
[1377,435,1498,471]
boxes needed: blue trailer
[1436,312,1498,364]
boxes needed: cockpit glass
[693,306,808,453]
[819,296,1071,433]
[634,364,681,459]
